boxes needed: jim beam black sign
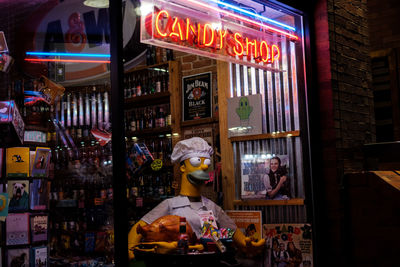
[182,72,212,121]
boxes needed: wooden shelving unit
[124,91,170,108]
[126,126,172,137]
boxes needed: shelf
[181,117,219,127]
[233,198,304,206]
[126,126,172,137]
[125,61,171,74]
[229,130,300,142]
[124,91,170,109]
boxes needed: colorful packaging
[31,147,51,177]
[6,147,30,177]
[7,180,29,212]
[30,179,50,210]
[31,215,48,243]
[31,246,48,267]
[7,248,30,267]
[6,213,30,245]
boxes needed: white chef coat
[141,195,237,238]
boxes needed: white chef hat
[171,137,213,164]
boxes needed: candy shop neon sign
[147,10,282,64]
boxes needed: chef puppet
[128,137,265,258]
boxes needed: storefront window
[126,0,313,266]
[0,0,114,265]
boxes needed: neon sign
[141,0,299,70]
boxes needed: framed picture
[241,154,290,200]
[227,94,262,137]
[182,72,212,121]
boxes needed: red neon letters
[153,10,281,64]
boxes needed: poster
[182,72,212,121]
[241,154,290,200]
[263,224,313,267]
[226,210,262,242]
[227,94,262,137]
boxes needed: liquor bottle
[91,87,97,129]
[146,45,154,66]
[149,71,156,94]
[130,111,137,132]
[97,92,103,129]
[77,92,84,139]
[142,74,148,96]
[177,217,189,254]
[136,74,142,97]
[148,107,154,128]
[66,93,72,134]
[126,76,132,99]
[72,92,78,139]
[166,49,174,61]
[124,76,128,99]
[156,70,162,93]
[131,75,137,97]
[163,67,169,92]
[104,91,110,131]
[84,92,91,138]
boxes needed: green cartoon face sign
[236,97,253,120]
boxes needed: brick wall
[368,0,400,51]
[313,0,375,265]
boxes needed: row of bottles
[124,66,169,99]
[52,142,112,172]
[125,104,171,132]
[57,87,110,141]
[127,172,175,204]
[146,45,174,66]
[50,178,113,208]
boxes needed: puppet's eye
[189,157,202,167]
[203,158,211,166]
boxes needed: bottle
[149,71,156,94]
[136,75,142,97]
[130,111,137,132]
[166,49,174,61]
[156,70,162,93]
[126,76,132,98]
[177,217,189,254]
[131,75,137,97]
[124,76,128,99]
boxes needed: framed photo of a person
[182,72,212,121]
[241,154,290,200]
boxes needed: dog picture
[8,180,29,211]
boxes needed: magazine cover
[6,147,30,177]
[30,179,50,210]
[31,147,51,177]
[6,213,30,245]
[263,223,313,267]
[0,192,9,217]
[226,210,262,242]
[31,246,48,267]
[7,180,29,212]
[31,215,48,243]
[7,248,29,267]
[241,154,290,200]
